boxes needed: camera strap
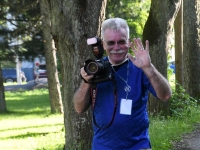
[90,79,117,129]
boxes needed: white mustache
[110,50,125,54]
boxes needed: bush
[169,81,198,118]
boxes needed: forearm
[143,64,172,101]
[73,81,91,114]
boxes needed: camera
[84,37,113,84]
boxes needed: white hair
[101,18,130,39]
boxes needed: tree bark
[143,0,181,116]
[183,0,200,102]
[39,0,63,114]
[0,66,6,113]
[48,0,107,149]
[174,0,183,87]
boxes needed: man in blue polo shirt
[73,18,172,150]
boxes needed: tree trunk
[48,0,107,149]
[143,0,181,116]
[174,0,183,87]
[0,66,6,113]
[39,0,63,114]
[183,0,200,103]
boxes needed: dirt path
[172,123,200,150]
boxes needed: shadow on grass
[1,129,64,140]
[1,109,50,116]
[1,90,65,150]
[0,121,64,133]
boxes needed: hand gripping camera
[84,37,113,84]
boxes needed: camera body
[84,37,113,84]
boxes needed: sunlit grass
[1,76,200,150]
[0,89,65,150]
[149,107,200,150]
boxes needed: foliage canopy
[106,0,151,39]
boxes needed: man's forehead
[103,28,128,40]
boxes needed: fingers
[128,38,149,62]
[130,38,149,52]
[145,40,149,51]
[80,67,87,76]
[133,38,144,50]
[80,67,94,82]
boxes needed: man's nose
[113,42,120,49]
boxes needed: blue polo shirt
[92,58,157,150]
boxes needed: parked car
[2,68,26,83]
[2,68,17,83]
[34,64,47,79]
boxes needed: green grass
[4,81,27,86]
[1,84,200,150]
[149,107,200,150]
[0,89,65,150]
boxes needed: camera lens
[84,59,107,76]
[86,62,98,74]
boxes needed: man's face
[103,28,129,65]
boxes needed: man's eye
[107,41,115,45]
[118,40,126,45]
[106,40,127,46]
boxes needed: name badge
[120,99,132,115]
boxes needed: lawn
[0,83,200,150]
[0,89,65,150]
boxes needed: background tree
[0,1,17,113]
[47,0,107,149]
[183,0,200,104]
[174,0,183,87]
[39,0,63,114]
[0,0,43,66]
[0,0,63,114]
[4,0,44,59]
[143,0,181,115]
[0,67,6,112]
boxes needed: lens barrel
[84,59,105,75]
[86,61,98,74]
